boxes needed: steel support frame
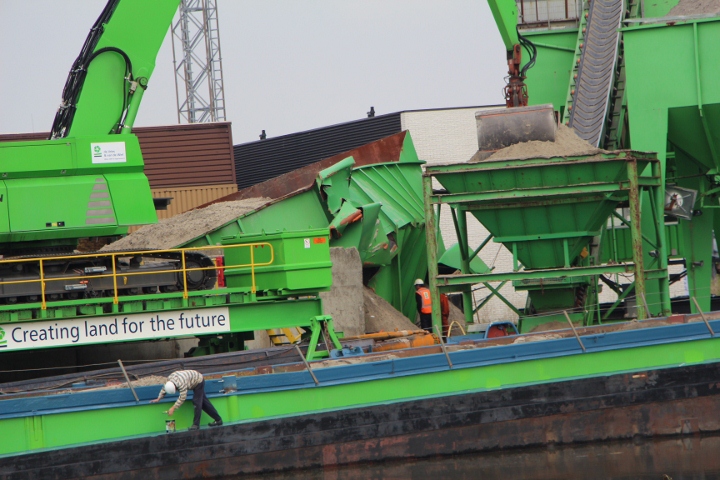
[172,0,227,123]
[423,157,668,330]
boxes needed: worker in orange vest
[415,279,433,332]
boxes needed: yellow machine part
[267,327,305,346]
[371,333,437,352]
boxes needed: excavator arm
[51,0,180,139]
[487,0,536,107]
[487,0,519,50]
[0,0,181,255]
[475,1,553,153]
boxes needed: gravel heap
[363,287,418,333]
[470,124,604,162]
[106,197,271,251]
[668,0,720,15]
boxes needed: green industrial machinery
[0,0,221,300]
[0,0,179,253]
[0,0,352,364]
[166,132,428,323]
[424,149,667,331]
[423,0,720,332]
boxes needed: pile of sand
[106,198,270,251]
[469,124,604,163]
[668,0,720,16]
[363,287,470,335]
[363,287,418,333]
[446,302,469,335]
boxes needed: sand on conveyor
[105,197,271,251]
[668,0,720,16]
[363,287,418,333]
[469,124,605,163]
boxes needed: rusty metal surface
[238,436,720,480]
[6,361,720,479]
[201,131,408,207]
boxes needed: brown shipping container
[127,183,239,233]
[152,184,238,221]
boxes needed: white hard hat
[414,278,424,286]
[164,381,176,395]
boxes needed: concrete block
[320,247,365,337]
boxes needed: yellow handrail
[111,253,119,305]
[0,242,274,309]
[40,258,46,311]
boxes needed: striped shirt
[157,370,204,410]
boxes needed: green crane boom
[51,0,180,138]
[0,0,180,255]
[487,0,519,51]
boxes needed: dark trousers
[419,312,433,332]
[192,379,222,426]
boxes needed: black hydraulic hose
[50,46,134,139]
[518,30,537,77]
[49,0,121,139]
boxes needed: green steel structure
[525,0,719,314]
[0,147,426,357]
[433,0,719,331]
[424,151,667,331]
[623,15,720,315]
[0,0,427,359]
[1,313,719,457]
[0,0,181,254]
[0,230,340,360]
[170,134,427,322]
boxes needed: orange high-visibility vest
[417,287,432,314]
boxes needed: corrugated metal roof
[234,113,402,189]
[0,123,235,189]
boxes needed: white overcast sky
[0,1,506,144]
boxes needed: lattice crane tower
[171,0,226,123]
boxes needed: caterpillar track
[0,249,217,304]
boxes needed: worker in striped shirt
[150,369,223,431]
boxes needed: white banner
[0,307,230,352]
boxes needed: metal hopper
[424,135,666,331]
[433,153,651,270]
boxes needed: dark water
[237,435,720,480]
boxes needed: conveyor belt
[568,0,624,147]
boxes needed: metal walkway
[568,0,624,147]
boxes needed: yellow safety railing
[0,242,274,310]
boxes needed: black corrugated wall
[233,113,402,189]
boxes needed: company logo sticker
[0,326,6,348]
[90,142,127,164]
